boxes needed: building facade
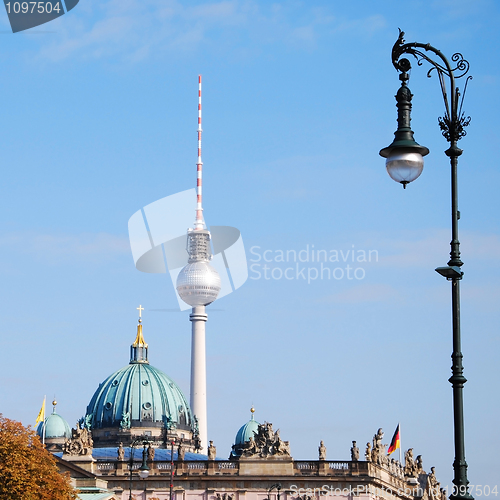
[47,318,445,500]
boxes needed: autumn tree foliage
[0,414,77,500]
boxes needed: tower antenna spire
[195,74,204,230]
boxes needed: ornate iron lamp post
[128,437,151,500]
[266,483,281,500]
[169,439,175,500]
[380,30,473,500]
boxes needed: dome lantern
[130,305,148,364]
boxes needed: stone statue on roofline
[427,466,441,500]
[318,440,326,460]
[208,440,216,460]
[365,442,372,462]
[117,442,124,461]
[416,454,425,475]
[404,448,418,477]
[177,441,185,461]
[350,441,359,461]
[372,428,387,465]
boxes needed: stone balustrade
[96,462,115,471]
[96,460,374,478]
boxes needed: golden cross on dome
[137,305,144,318]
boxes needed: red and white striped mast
[195,75,204,230]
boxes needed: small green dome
[235,417,259,446]
[37,411,71,439]
[231,408,260,458]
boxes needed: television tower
[176,75,221,454]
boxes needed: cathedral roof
[85,315,193,433]
[37,401,71,439]
[86,363,192,430]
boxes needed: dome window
[112,380,118,386]
[142,380,149,386]
[143,402,152,410]
[105,402,113,410]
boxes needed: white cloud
[0,231,130,264]
[462,284,500,311]
[322,283,399,304]
[35,0,386,62]
[38,0,253,62]
[431,0,490,19]
[332,14,386,36]
[290,25,315,44]
[375,229,500,269]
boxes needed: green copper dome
[235,417,259,445]
[231,408,260,457]
[85,362,193,431]
[84,318,194,441]
[36,403,71,439]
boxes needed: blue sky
[1,0,499,489]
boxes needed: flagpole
[387,423,401,463]
[399,422,402,465]
[42,395,46,446]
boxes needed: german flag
[387,424,400,455]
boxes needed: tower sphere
[176,260,221,306]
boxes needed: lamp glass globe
[139,469,149,479]
[386,150,424,185]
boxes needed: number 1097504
[5,2,61,14]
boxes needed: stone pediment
[55,455,95,478]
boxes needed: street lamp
[139,441,150,479]
[266,483,281,500]
[129,437,151,500]
[169,439,175,500]
[379,63,429,188]
[380,30,473,500]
